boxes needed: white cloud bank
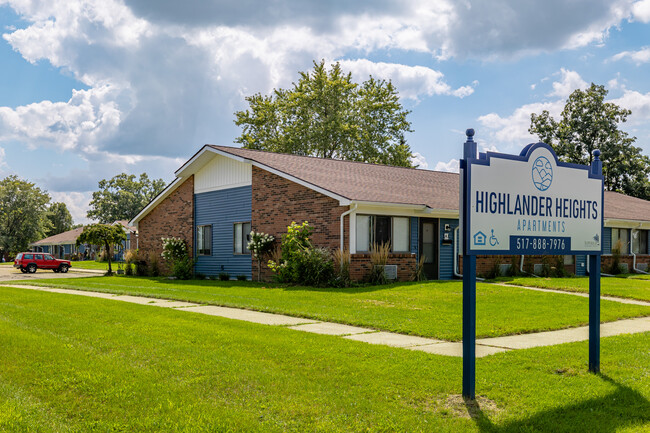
[0,0,647,218]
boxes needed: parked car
[13,252,71,273]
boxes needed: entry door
[420,219,438,279]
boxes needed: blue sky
[1,0,650,224]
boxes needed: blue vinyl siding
[439,218,459,280]
[410,217,418,259]
[603,227,612,254]
[194,186,252,279]
[575,255,587,276]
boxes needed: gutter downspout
[340,203,357,252]
[587,255,614,277]
[519,255,540,277]
[454,226,461,278]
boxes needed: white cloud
[612,47,650,64]
[49,191,93,225]
[0,0,646,219]
[434,158,459,173]
[410,152,429,169]
[632,0,650,22]
[478,100,564,151]
[548,68,588,98]
[610,89,650,124]
[337,59,475,100]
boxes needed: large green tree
[76,224,127,275]
[0,175,51,255]
[87,173,166,223]
[46,202,74,236]
[529,83,650,198]
[234,60,414,167]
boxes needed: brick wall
[350,253,417,281]
[602,255,650,273]
[138,176,194,274]
[251,167,348,281]
[458,254,574,277]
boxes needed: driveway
[0,264,102,281]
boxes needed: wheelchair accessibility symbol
[489,229,499,246]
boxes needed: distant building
[31,221,137,261]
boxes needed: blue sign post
[460,129,603,399]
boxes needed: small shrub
[148,252,160,277]
[333,248,351,286]
[195,272,206,280]
[236,274,248,281]
[609,240,624,274]
[411,255,426,282]
[161,237,193,279]
[552,255,568,277]
[135,260,148,277]
[267,221,334,286]
[367,242,390,284]
[218,272,230,281]
[124,262,133,276]
[248,231,275,282]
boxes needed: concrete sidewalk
[2,283,649,358]
[494,282,650,307]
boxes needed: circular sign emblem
[532,156,553,191]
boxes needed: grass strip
[501,276,650,302]
[0,286,648,432]
[10,276,650,341]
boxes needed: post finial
[593,149,601,160]
[466,128,475,142]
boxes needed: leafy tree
[87,173,166,223]
[0,175,51,255]
[76,224,127,275]
[235,60,414,167]
[529,83,650,198]
[46,202,74,236]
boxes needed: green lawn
[14,276,650,341]
[503,276,650,302]
[69,260,123,271]
[0,287,648,432]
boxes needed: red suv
[14,252,71,274]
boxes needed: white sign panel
[466,143,603,255]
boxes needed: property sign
[460,131,603,400]
[465,142,603,255]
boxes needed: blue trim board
[194,186,253,279]
[439,218,459,280]
[603,227,612,255]
[410,217,419,259]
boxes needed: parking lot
[0,264,102,281]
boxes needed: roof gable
[209,145,459,211]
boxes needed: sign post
[461,130,477,399]
[460,129,603,399]
[589,150,603,373]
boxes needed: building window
[611,228,630,254]
[197,225,212,255]
[234,222,252,254]
[356,215,410,252]
[632,229,648,255]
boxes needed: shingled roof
[134,144,650,225]
[209,145,459,211]
[32,227,85,246]
[603,191,650,222]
